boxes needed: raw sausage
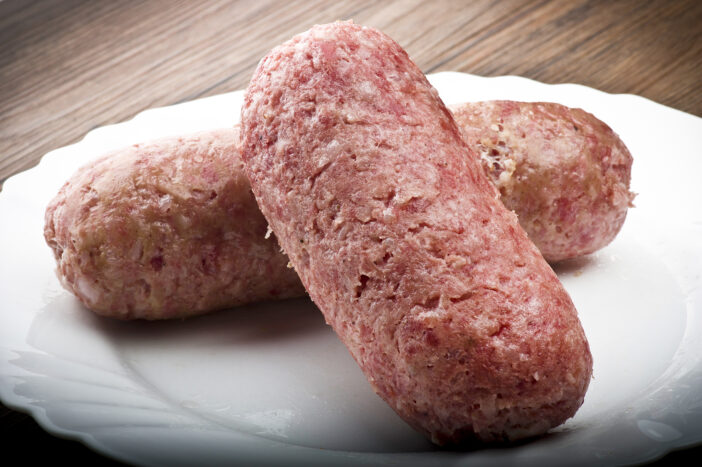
[241,22,592,443]
[44,127,304,320]
[451,101,635,262]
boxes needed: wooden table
[1,0,700,464]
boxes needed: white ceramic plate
[1,72,701,466]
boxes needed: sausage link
[451,101,635,262]
[44,127,304,320]
[241,22,592,443]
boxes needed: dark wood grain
[1,0,701,464]
[1,0,701,186]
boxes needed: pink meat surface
[451,101,635,262]
[44,127,304,320]
[242,22,592,444]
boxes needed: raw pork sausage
[44,128,304,320]
[451,101,635,262]
[241,22,592,443]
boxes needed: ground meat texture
[450,101,635,262]
[241,22,592,444]
[44,128,305,320]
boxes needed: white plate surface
[1,72,701,466]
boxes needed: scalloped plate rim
[1,71,701,466]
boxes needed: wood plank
[1,0,700,186]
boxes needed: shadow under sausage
[550,254,598,276]
[89,296,327,347]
